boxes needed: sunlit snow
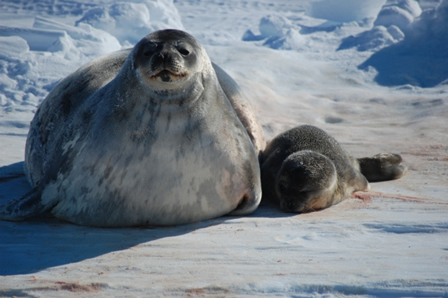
[1,0,447,297]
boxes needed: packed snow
[1,0,447,297]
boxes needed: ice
[0,36,29,58]
[373,0,422,30]
[76,0,183,45]
[386,24,405,39]
[33,17,121,57]
[0,0,447,296]
[338,0,423,53]
[259,15,292,38]
[308,0,387,23]
[242,15,305,50]
[360,0,448,87]
[0,26,68,52]
[338,25,404,51]
[384,0,423,17]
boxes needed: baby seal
[0,29,264,227]
[260,125,407,213]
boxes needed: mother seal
[0,29,265,227]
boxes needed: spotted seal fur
[0,29,264,227]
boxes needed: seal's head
[275,150,338,213]
[132,29,209,91]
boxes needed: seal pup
[260,125,407,213]
[0,29,264,227]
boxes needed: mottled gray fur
[0,30,264,227]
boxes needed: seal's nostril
[287,201,296,209]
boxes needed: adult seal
[260,125,407,213]
[0,29,265,227]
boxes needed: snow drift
[360,0,448,87]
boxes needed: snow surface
[1,0,448,297]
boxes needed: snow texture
[0,0,448,297]
[75,0,183,45]
[308,0,387,22]
[361,0,448,87]
[338,25,405,52]
[374,0,423,30]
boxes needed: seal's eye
[143,50,154,57]
[278,181,289,193]
[178,47,190,56]
[143,42,158,57]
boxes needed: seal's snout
[152,50,176,71]
[280,196,306,213]
[155,50,170,63]
[145,46,187,82]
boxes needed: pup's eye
[143,50,154,57]
[279,181,289,192]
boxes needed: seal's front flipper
[357,153,408,182]
[0,187,52,221]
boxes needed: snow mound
[359,0,448,87]
[387,24,406,40]
[264,28,305,50]
[34,17,121,57]
[374,0,422,31]
[0,36,29,58]
[242,15,304,50]
[0,16,123,114]
[0,26,70,52]
[0,36,39,113]
[0,17,122,58]
[308,0,386,23]
[75,0,184,45]
[259,15,292,38]
[375,6,414,29]
[338,25,404,51]
[338,0,421,52]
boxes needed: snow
[75,0,183,45]
[337,25,405,52]
[360,0,448,87]
[0,0,447,297]
[308,0,387,23]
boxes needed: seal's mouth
[150,69,188,83]
[280,198,306,213]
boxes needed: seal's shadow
[0,162,291,276]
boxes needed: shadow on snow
[0,161,292,276]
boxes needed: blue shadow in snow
[0,162,293,276]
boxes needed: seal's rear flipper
[357,153,408,182]
[0,187,52,221]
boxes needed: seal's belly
[42,119,251,227]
